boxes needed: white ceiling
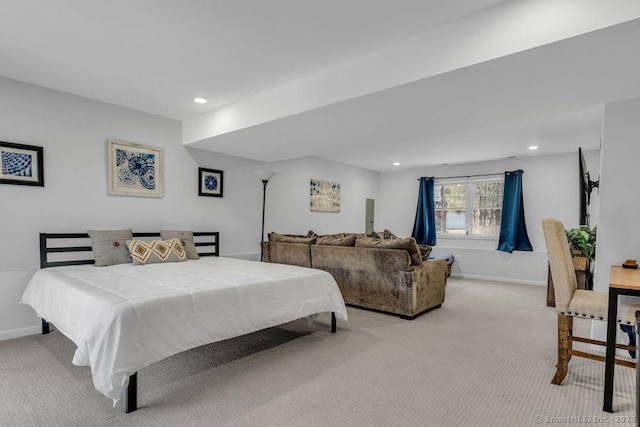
[1,1,638,171]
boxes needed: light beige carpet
[0,278,636,426]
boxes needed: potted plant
[566,226,596,271]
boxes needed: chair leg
[567,316,573,363]
[552,314,570,385]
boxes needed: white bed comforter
[21,257,347,402]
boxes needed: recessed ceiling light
[193,97,207,104]
[393,162,400,166]
[529,145,539,150]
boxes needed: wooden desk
[603,265,640,412]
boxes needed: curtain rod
[417,170,523,180]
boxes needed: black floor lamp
[256,171,276,261]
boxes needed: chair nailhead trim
[590,315,594,319]
[599,317,604,320]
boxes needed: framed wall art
[0,141,44,187]
[310,178,340,212]
[107,139,163,198]
[199,168,223,197]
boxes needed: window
[434,178,504,236]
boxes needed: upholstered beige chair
[542,218,640,384]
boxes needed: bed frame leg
[42,319,50,334]
[331,312,337,333]
[125,372,137,413]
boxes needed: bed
[21,231,347,413]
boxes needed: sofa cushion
[355,237,422,266]
[316,234,356,246]
[268,232,317,244]
[319,233,347,239]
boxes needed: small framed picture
[199,168,223,197]
[107,139,163,198]
[0,141,44,187]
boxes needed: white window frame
[435,177,504,238]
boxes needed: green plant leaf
[565,226,596,261]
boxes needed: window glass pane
[434,184,444,233]
[443,184,467,234]
[435,178,504,236]
[472,181,503,234]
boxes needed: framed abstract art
[310,178,340,212]
[0,141,44,187]
[107,139,163,198]
[199,168,223,197]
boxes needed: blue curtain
[498,170,532,252]
[412,177,436,246]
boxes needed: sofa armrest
[263,241,312,268]
[311,245,416,315]
[410,258,448,315]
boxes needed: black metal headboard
[39,232,219,268]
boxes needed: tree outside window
[435,179,504,236]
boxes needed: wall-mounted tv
[579,147,599,227]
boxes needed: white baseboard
[0,325,41,342]
[449,273,546,287]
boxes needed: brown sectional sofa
[261,233,448,319]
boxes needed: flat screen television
[578,147,599,227]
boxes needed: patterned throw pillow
[160,230,199,260]
[126,238,187,265]
[371,230,398,239]
[382,229,398,240]
[419,245,433,260]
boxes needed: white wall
[594,96,640,293]
[262,156,380,236]
[0,78,380,341]
[379,151,600,285]
[589,96,640,343]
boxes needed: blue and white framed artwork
[310,178,340,212]
[0,141,44,187]
[107,139,163,198]
[198,167,223,197]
